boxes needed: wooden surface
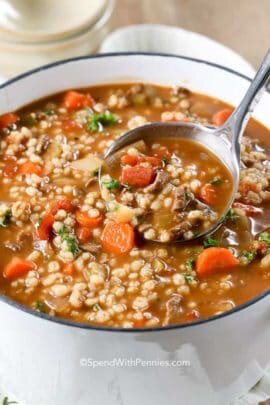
[110,0,270,67]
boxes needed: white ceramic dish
[100,24,255,77]
[0,53,269,405]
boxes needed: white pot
[0,54,269,405]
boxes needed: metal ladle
[104,50,270,242]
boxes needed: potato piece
[107,202,135,223]
[70,154,104,174]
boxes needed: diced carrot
[120,165,155,187]
[199,183,217,205]
[139,156,162,167]
[76,226,92,242]
[121,154,161,168]
[3,156,18,178]
[37,212,54,240]
[233,202,262,216]
[63,262,76,276]
[3,257,35,280]
[212,108,232,126]
[153,146,171,160]
[0,113,19,130]
[75,210,104,228]
[121,154,139,166]
[101,222,135,254]
[196,247,239,278]
[50,197,73,215]
[18,161,43,176]
[63,90,94,110]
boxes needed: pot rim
[0,51,268,333]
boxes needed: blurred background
[0,0,268,77]
[111,0,268,67]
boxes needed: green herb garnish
[182,258,196,284]
[210,176,223,185]
[223,208,238,222]
[92,303,101,312]
[2,397,17,405]
[161,157,168,165]
[122,182,133,191]
[186,258,195,272]
[93,169,99,177]
[203,236,219,248]
[0,208,11,228]
[45,109,55,116]
[183,273,195,284]
[87,111,118,132]
[259,232,270,244]
[35,300,47,313]
[102,178,120,190]
[59,225,80,256]
[242,250,256,263]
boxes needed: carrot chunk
[213,108,232,126]
[3,257,35,280]
[139,156,162,167]
[3,155,18,178]
[63,90,94,110]
[199,183,217,205]
[121,154,139,166]
[153,146,171,160]
[76,226,92,242]
[50,197,73,215]
[121,165,154,187]
[121,154,161,168]
[37,212,54,240]
[18,161,43,176]
[101,222,135,254]
[196,247,239,277]
[0,113,19,129]
[63,262,76,276]
[75,210,103,228]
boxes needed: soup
[0,83,269,328]
[104,137,233,242]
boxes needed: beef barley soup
[0,83,270,328]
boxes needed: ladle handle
[222,49,270,161]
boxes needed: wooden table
[110,0,270,67]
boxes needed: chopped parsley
[259,232,270,244]
[45,109,55,116]
[203,236,219,248]
[210,176,223,185]
[0,208,11,228]
[242,250,256,263]
[58,225,80,256]
[161,157,168,165]
[92,303,101,312]
[183,273,195,284]
[185,258,195,272]
[2,397,17,405]
[87,111,118,132]
[122,182,133,191]
[35,300,47,313]
[102,178,120,190]
[223,208,238,222]
[182,258,197,284]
